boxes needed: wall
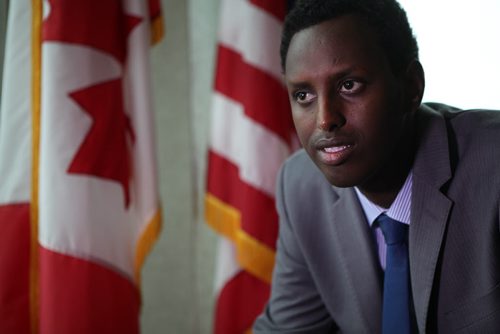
[140,0,220,333]
[398,0,500,109]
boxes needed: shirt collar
[354,171,413,227]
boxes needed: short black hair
[281,0,419,74]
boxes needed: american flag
[205,0,297,332]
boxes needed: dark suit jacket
[254,104,500,333]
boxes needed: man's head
[281,0,419,75]
[282,0,425,197]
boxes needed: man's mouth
[323,145,352,153]
[317,143,354,165]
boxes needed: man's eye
[293,91,315,104]
[339,80,364,94]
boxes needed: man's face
[284,15,409,188]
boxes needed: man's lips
[323,145,352,153]
[315,139,355,165]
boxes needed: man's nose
[317,97,345,131]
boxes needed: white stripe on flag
[210,92,291,197]
[213,237,241,295]
[218,0,283,81]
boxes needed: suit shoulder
[424,102,500,132]
[422,103,500,147]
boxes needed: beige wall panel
[141,0,220,333]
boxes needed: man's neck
[358,116,416,208]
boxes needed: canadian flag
[205,0,297,332]
[0,0,163,333]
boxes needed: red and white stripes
[206,0,297,332]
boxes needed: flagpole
[30,0,42,333]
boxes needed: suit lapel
[410,180,452,332]
[330,187,383,332]
[410,105,453,332]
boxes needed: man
[254,0,500,333]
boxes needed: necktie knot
[377,214,408,245]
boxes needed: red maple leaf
[68,79,135,208]
[43,0,142,64]
[43,0,144,209]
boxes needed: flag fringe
[150,15,164,45]
[205,194,275,283]
[134,207,162,285]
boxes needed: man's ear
[404,60,425,112]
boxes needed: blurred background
[0,0,499,333]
